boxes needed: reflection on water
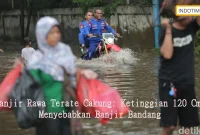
[0,47,200,135]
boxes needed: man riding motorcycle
[78,11,93,51]
[82,9,120,60]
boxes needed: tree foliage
[72,0,102,14]
[0,0,154,11]
[103,0,124,18]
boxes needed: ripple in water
[76,48,138,69]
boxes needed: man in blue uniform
[78,11,93,49]
[83,9,119,60]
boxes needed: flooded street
[0,45,200,135]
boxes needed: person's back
[21,47,35,65]
[21,37,35,65]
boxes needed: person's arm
[79,23,87,45]
[78,33,85,46]
[187,17,200,34]
[190,17,200,33]
[76,68,97,80]
[66,64,98,89]
[79,22,85,34]
[160,19,173,59]
[0,49,4,53]
[104,21,116,35]
[196,17,200,25]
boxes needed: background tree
[72,0,102,15]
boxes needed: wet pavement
[0,46,200,135]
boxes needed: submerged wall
[0,6,154,49]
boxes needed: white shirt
[21,47,35,65]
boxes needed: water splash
[76,48,138,69]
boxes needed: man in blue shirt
[83,9,120,60]
[78,11,93,49]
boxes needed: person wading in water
[27,16,97,135]
[158,0,200,134]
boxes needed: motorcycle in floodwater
[81,33,122,59]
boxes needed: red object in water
[77,74,130,125]
[107,44,121,52]
[0,62,23,111]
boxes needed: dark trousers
[35,118,71,135]
[83,39,101,60]
[159,79,199,127]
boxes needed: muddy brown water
[0,46,200,135]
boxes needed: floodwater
[0,45,200,135]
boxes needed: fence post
[12,0,14,9]
[2,14,5,39]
